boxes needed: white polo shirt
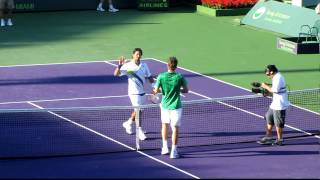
[120,60,151,95]
[270,72,290,110]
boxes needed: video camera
[251,82,272,97]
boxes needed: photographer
[257,65,290,146]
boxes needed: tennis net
[0,88,319,158]
[138,88,320,150]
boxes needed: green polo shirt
[155,72,187,109]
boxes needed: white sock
[162,140,168,149]
[1,19,4,23]
[98,3,103,8]
[109,4,114,9]
[127,118,133,124]
[171,144,177,152]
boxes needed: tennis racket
[148,82,161,104]
[149,93,161,104]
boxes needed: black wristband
[118,64,122,69]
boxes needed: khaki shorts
[0,0,14,10]
[265,108,286,128]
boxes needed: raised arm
[114,56,125,76]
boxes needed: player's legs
[266,123,273,137]
[171,126,178,146]
[127,94,145,122]
[6,1,13,26]
[275,127,283,140]
[265,108,274,137]
[161,123,170,155]
[130,110,136,122]
[162,123,168,142]
[123,94,147,140]
[273,110,286,145]
[1,0,13,26]
[257,108,274,145]
[122,94,139,135]
[0,0,6,26]
[160,107,171,155]
[169,108,182,158]
[97,0,105,11]
[108,0,119,12]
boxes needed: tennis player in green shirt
[152,57,188,159]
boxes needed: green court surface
[0,8,319,91]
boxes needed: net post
[135,107,140,151]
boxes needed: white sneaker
[170,149,180,159]
[108,7,119,12]
[1,19,5,27]
[138,127,147,140]
[97,7,105,11]
[7,19,13,26]
[161,147,169,155]
[122,121,133,135]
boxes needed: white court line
[27,101,200,179]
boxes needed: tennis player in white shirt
[114,48,154,140]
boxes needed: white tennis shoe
[161,147,169,155]
[108,5,119,12]
[122,121,133,135]
[7,19,13,26]
[138,127,147,140]
[1,19,5,27]
[170,149,180,159]
[97,6,105,11]
[108,8,119,12]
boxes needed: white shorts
[129,94,146,107]
[161,107,182,128]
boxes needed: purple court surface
[0,58,319,178]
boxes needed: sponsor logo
[252,7,266,19]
